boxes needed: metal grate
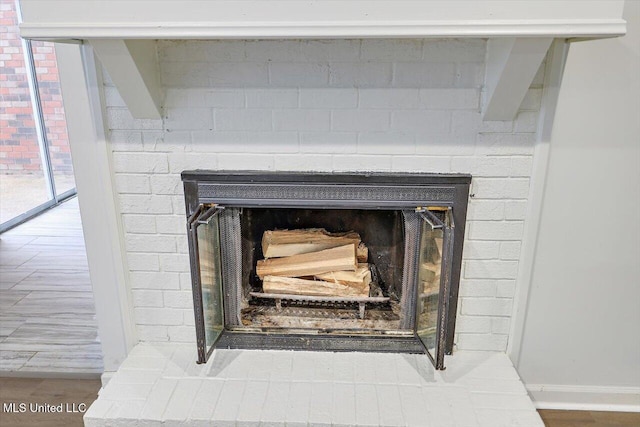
[215,331,426,353]
[198,183,455,207]
[219,208,242,326]
[399,210,421,329]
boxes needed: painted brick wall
[0,1,72,174]
[104,39,544,352]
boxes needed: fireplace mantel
[18,0,626,121]
[19,0,626,40]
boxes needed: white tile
[374,353,399,384]
[189,380,224,422]
[212,380,245,424]
[395,355,426,386]
[354,383,379,426]
[290,353,317,382]
[330,352,355,383]
[423,388,456,427]
[138,379,177,421]
[236,380,269,424]
[470,392,537,411]
[285,382,312,425]
[244,351,274,380]
[268,351,293,381]
[259,381,290,426]
[163,378,202,422]
[332,383,356,426]
[310,352,334,382]
[376,384,405,426]
[98,383,153,401]
[308,381,333,426]
[399,385,430,427]
[84,399,115,421]
[353,352,378,384]
[475,408,545,427]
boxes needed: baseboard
[526,383,640,412]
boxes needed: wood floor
[0,198,103,374]
[0,377,101,426]
[539,409,640,426]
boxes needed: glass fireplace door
[416,208,454,370]
[188,204,225,363]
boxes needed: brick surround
[105,39,545,353]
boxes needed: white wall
[103,38,545,352]
[517,0,640,406]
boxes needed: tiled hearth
[85,344,543,427]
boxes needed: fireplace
[183,171,470,369]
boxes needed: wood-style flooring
[0,377,101,426]
[538,409,640,426]
[0,198,103,374]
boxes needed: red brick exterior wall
[0,1,73,175]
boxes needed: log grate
[249,291,390,319]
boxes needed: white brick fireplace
[108,38,541,353]
[88,38,551,425]
[18,0,628,424]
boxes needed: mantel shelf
[19,0,626,41]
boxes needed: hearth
[182,172,470,369]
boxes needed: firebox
[182,171,471,370]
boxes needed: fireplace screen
[183,172,470,370]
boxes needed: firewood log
[315,264,372,287]
[262,276,369,297]
[256,244,357,279]
[420,262,440,282]
[262,228,361,258]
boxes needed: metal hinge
[187,203,223,228]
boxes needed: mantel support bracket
[482,37,553,121]
[89,39,163,119]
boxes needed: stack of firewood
[256,228,371,297]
